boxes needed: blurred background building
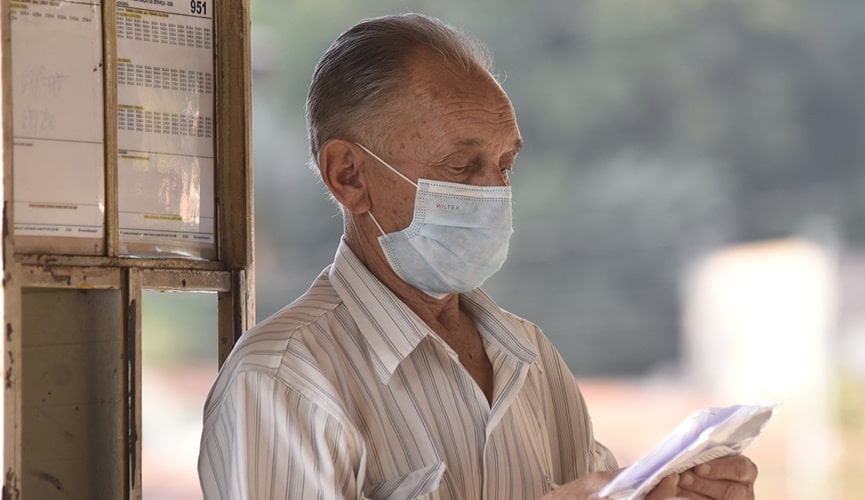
[142,1,865,498]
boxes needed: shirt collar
[328,240,537,385]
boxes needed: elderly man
[199,13,758,499]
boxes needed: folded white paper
[598,401,781,500]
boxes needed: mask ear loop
[367,211,387,237]
[354,143,418,187]
[355,142,419,237]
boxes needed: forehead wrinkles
[403,55,509,111]
[416,80,517,128]
[431,93,519,151]
[415,74,513,113]
[438,98,516,126]
[386,58,519,157]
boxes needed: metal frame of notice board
[1,0,253,497]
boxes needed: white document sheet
[598,401,780,500]
[11,0,105,241]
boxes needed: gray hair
[305,13,496,169]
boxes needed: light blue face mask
[356,143,514,298]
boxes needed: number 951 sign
[121,0,212,19]
[190,0,207,15]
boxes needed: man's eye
[446,164,469,174]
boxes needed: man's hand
[539,454,757,500]
[676,455,758,499]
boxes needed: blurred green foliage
[142,291,217,365]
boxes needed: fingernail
[697,463,711,475]
[680,474,693,486]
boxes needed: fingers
[645,473,681,500]
[678,474,752,500]
[693,456,759,483]
[677,456,758,500]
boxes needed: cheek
[387,192,417,230]
[371,178,416,232]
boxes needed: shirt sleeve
[198,370,362,499]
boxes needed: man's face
[363,51,523,235]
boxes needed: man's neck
[342,224,460,328]
[343,226,494,404]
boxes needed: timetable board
[116,0,216,259]
[11,0,106,254]
[9,0,217,258]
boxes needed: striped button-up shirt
[199,240,617,499]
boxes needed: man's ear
[318,139,371,214]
